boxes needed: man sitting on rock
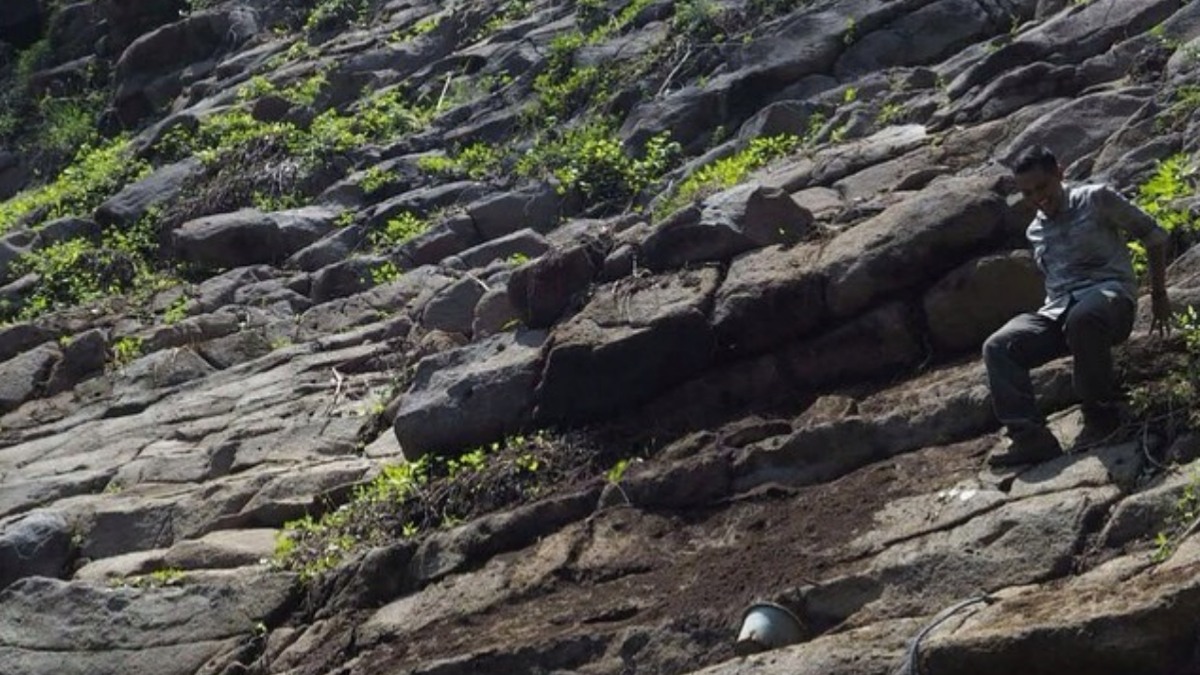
[983,145,1172,467]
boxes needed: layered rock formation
[2,0,1200,673]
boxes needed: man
[983,145,1173,467]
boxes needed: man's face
[1014,165,1066,217]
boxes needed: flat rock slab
[0,571,297,675]
[921,555,1200,675]
[163,528,279,570]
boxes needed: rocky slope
[3,0,1200,673]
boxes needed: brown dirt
[350,435,991,674]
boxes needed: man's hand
[1150,289,1172,337]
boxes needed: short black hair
[1011,145,1059,174]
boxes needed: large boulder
[835,0,1028,78]
[421,276,487,336]
[112,7,259,124]
[393,330,547,460]
[921,549,1200,675]
[947,0,1180,100]
[534,268,721,424]
[0,512,72,590]
[641,183,814,271]
[923,251,1045,353]
[0,323,55,364]
[95,158,204,228]
[0,572,297,675]
[710,242,827,357]
[466,187,562,240]
[99,0,187,51]
[45,329,108,395]
[173,207,334,269]
[776,301,924,390]
[507,244,599,329]
[47,2,105,62]
[998,90,1153,169]
[0,343,60,414]
[818,175,1013,318]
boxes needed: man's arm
[1095,186,1172,335]
[1146,228,1172,336]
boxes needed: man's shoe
[987,425,1063,468]
[1072,406,1124,451]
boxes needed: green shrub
[672,0,724,39]
[656,133,798,217]
[0,137,149,233]
[304,0,369,33]
[518,121,680,209]
[417,143,504,180]
[370,260,403,285]
[273,432,577,580]
[111,336,144,367]
[36,93,104,161]
[359,166,397,194]
[371,212,427,247]
[1131,153,1198,274]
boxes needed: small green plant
[1129,306,1200,433]
[0,137,149,233]
[304,0,369,33]
[417,143,503,180]
[656,133,798,217]
[111,336,143,367]
[876,102,907,126]
[1130,153,1197,275]
[114,567,187,588]
[518,121,680,209]
[672,0,723,39]
[371,212,427,248]
[370,260,403,285]
[390,14,442,42]
[843,17,858,45]
[842,87,858,104]
[606,457,642,483]
[237,75,278,102]
[149,567,186,585]
[360,166,397,194]
[1152,469,1200,563]
[1157,86,1200,132]
[163,294,190,325]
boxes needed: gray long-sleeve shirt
[1027,183,1169,319]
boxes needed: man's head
[1011,145,1066,217]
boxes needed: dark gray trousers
[982,289,1135,433]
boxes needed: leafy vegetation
[0,137,149,234]
[274,432,586,580]
[417,143,505,181]
[655,133,798,217]
[517,120,680,209]
[110,336,144,368]
[370,212,427,248]
[1130,306,1200,430]
[370,260,403,285]
[1131,153,1197,274]
[304,0,369,33]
